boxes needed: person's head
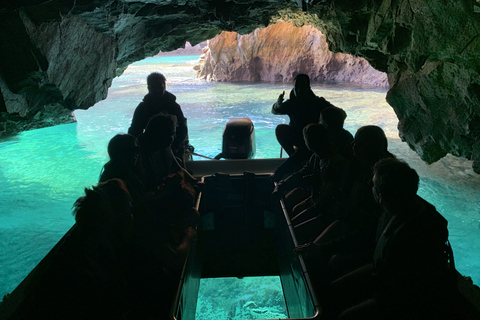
[147,72,166,95]
[353,125,391,163]
[293,74,311,97]
[303,123,333,158]
[107,134,139,167]
[372,158,419,209]
[73,178,134,235]
[144,113,177,149]
[320,106,347,130]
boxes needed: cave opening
[1,49,479,305]
[1,1,480,313]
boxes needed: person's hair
[303,123,332,152]
[355,125,387,151]
[354,125,397,162]
[293,73,310,87]
[147,72,166,88]
[73,179,132,233]
[373,158,419,205]
[144,113,177,138]
[320,106,347,129]
[107,134,138,162]
[303,123,327,141]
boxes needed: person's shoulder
[164,91,177,102]
[417,196,448,235]
[314,95,334,108]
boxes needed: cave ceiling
[0,0,480,172]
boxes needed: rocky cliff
[0,0,479,172]
[197,22,387,86]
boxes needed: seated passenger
[319,106,354,159]
[137,113,196,193]
[271,74,334,181]
[99,134,146,218]
[72,178,135,317]
[325,158,455,320]
[321,125,396,256]
[295,125,397,293]
[273,124,349,243]
[272,123,329,209]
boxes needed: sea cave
[1,0,480,318]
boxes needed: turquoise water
[195,277,287,320]
[1,55,479,300]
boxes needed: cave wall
[0,0,479,172]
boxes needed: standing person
[128,72,188,160]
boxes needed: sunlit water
[1,55,479,301]
[196,277,287,320]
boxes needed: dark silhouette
[137,113,196,193]
[72,178,135,318]
[325,158,456,320]
[99,134,146,218]
[128,72,188,160]
[294,125,397,301]
[272,74,333,156]
[271,74,335,182]
[273,124,350,247]
[319,106,354,159]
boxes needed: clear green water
[195,277,287,320]
[1,55,479,300]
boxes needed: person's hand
[271,182,284,199]
[277,91,285,104]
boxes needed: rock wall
[0,0,479,172]
[306,1,480,172]
[197,22,387,86]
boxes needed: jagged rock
[0,0,479,172]
[197,22,387,86]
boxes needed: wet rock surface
[0,0,479,172]
[197,22,388,86]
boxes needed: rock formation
[197,22,387,86]
[157,41,207,56]
[0,1,479,172]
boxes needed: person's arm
[128,102,147,137]
[273,160,311,196]
[271,91,286,115]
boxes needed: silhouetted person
[137,113,195,193]
[128,72,188,160]
[336,125,396,253]
[272,74,333,156]
[271,74,334,182]
[295,125,396,298]
[315,125,397,262]
[319,106,354,159]
[72,178,135,318]
[273,124,347,216]
[326,158,455,320]
[99,134,147,218]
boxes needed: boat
[1,118,480,320]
